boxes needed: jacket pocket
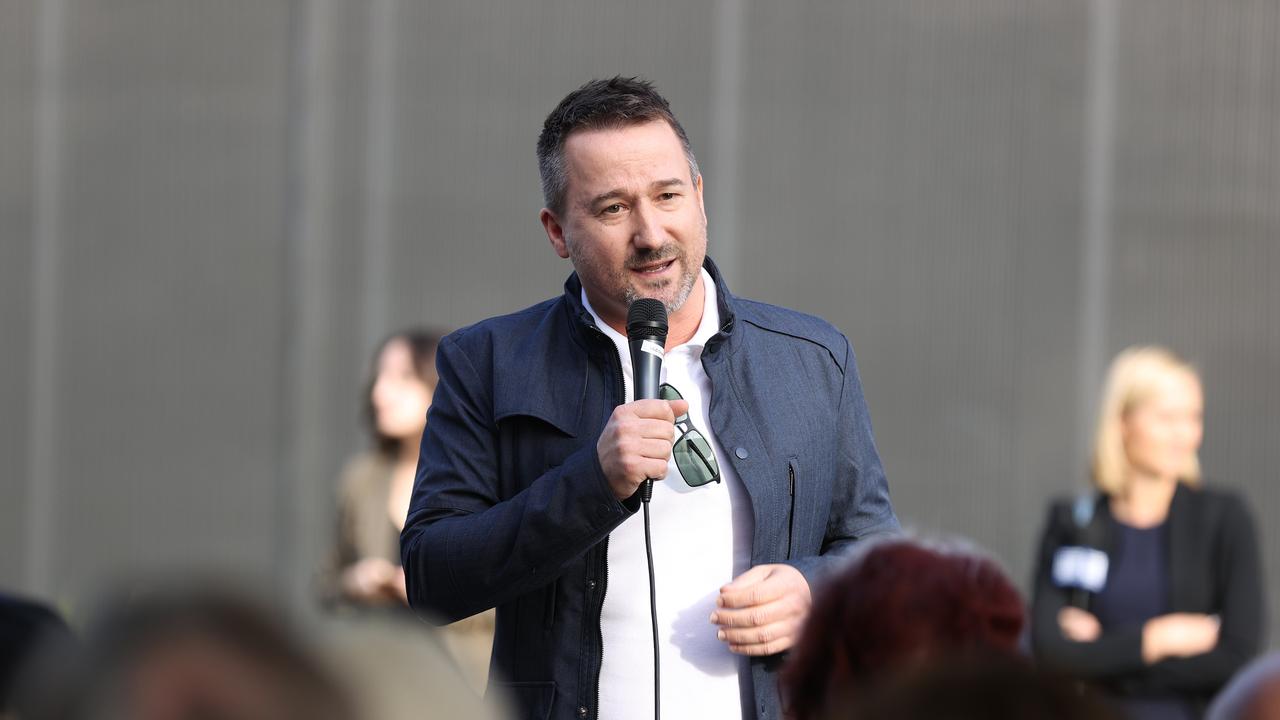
[491,681,556,720]
[543,579,558,630]
[786,456,799,560]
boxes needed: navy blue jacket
[402,259,899,719]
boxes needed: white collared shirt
[584,268,756,720]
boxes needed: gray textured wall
[1,0,1275,647]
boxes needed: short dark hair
[537,76,700,216]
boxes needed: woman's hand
[342,557,408,605]
[1142,613,1220,664]
[1058,607,1102,642]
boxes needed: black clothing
[1093,522,1170,633]
[1031,484,1264,717]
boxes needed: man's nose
[630,203,665,249]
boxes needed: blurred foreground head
[23,587,353,720]
[319,614,507,720]
[1207,652,1280,720]
[780,538,1025,720]
[845,654,1120,720]
[18,584,507,720]
[0,592,71,715]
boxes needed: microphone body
[626,299,669,503]
[629,335,665,401]
[626,299,669,401]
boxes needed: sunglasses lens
[660,383,721,488]
[675,431,720,487]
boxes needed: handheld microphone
[627,298,668,720]
[627,298,668,503]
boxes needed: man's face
[541,120,707,325]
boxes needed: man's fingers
[616,432,675,457]
[629,399,677,422]
[611,413,677,441]
[633,438,676,460]
[619,454,672,482]
[711,595,802,628]
[668,399,689,417]
[634,418,678,441]
[716,618,799,646]
[718,566,784,608]
[726,634,797,657]
[721,564,773,591]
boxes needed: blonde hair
[1091,346,1202,495]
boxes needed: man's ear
[541,208,570,259]
[694,174,706,219]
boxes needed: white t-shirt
[584,269,756,720]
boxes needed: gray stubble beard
[623,258,698,315]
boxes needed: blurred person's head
[840,654,1121,720]
[0,593,72,714]
[365,329,442,458]
[1206,652,1280,720]
[1091,346,1203,495]
[24,586,352,720]
[319,615,507,720]
[780,538,1025,720]
[537,77,708,325]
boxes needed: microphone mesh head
[626,299,668,339]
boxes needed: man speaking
[401,77,899,720]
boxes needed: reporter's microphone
[627,299,668,503]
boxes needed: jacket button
[578,706,589,718]
[735,447,749,460]
[587,580,597,591]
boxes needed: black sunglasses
[659,383,721,488]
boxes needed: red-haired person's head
[780,539,1025,720]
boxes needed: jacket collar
[492,257,739,437]
[562,255,739,354]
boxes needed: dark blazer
[1031,483,1264,711]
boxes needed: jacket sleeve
[1030,503,1149,677]
[1126,493,1264,694]
[400,334,637,623]
[785,335,899,590]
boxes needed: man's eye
[601,203,624,215]
[658,192,678,201]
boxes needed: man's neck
[592,274,707,351]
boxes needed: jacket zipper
[786,462,796,560]
[587,319,624,720]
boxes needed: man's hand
[1142,613,1220,664]
[710,564,812,656]
[1058,607,1102,642]
[597,399,689,501]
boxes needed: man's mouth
[631,258,676,275]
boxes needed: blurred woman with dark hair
[779,538,1025,720]
[323,330,495,692]
[332,330,442,608]
[1031,346,1263,719]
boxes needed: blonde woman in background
[327,329,494,693]
[1031,346,1263,720]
